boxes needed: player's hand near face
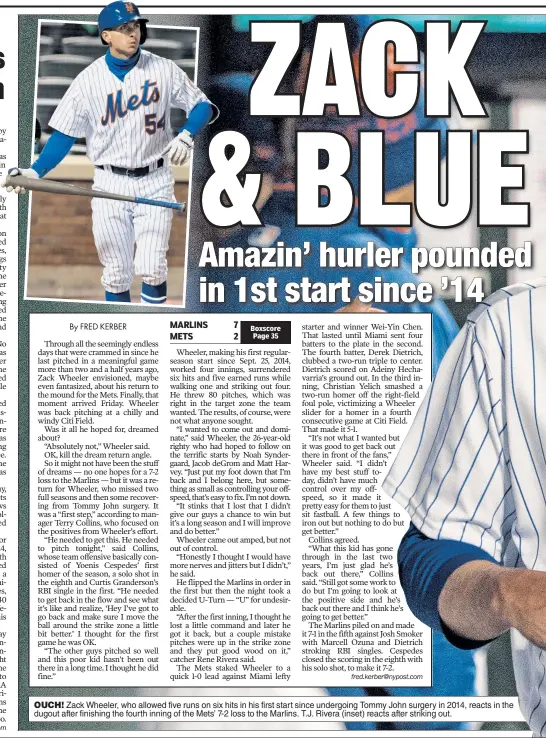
[439,560,546,650]
[0,167,39,195]
[163,130,194,166]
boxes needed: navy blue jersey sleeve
[398,523,499,650]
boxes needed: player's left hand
[163,130,194,166]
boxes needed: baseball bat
[5,173,186,212]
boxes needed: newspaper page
[0,2,541,736]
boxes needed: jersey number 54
[145,112,166,135]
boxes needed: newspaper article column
[28,313,432,689]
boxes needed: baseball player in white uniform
[4,1,217,304]
[383,278,546,735]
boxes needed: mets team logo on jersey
[101,79,160,125]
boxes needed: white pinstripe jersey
[49,49,211,168]
[382,279,546,734]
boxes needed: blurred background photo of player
[190,18,480,731]
[11,1,218,305]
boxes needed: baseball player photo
[382,279,546,734]
[10,2,218,305]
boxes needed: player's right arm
[31,131,77,178]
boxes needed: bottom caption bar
[29,695,522,723]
